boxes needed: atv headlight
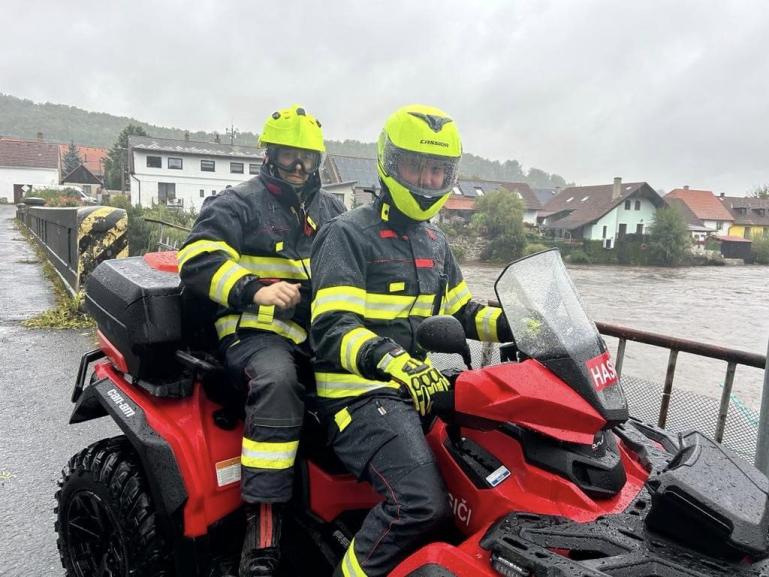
[491,553,530,577]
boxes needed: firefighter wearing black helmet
[309,104,512,577]
[179,105,345,577]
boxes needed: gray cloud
[2,0,768,193]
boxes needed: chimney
[683,185,689,190]
[184,130,190,142]
[612,177,622,200]
[719,192,725,198]
[36,131,44,142]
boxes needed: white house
[0,137,60,203]
[541,178,665,248]
[128,136,265,211]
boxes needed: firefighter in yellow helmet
[178,105,345,577]
[309,104,512,577]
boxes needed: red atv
[56,249,769,577]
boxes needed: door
[618,223,627,239]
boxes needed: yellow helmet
[259,105,325,178]
[377,104,462,221]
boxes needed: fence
[16,203,128,293]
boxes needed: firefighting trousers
[326,396,451,577]
[225,332,312,503]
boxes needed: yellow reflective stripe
[240,255,310,280]
[312,286,366,321]
[341,539,368,577]
[240,313,307,344]
[445,280,472,315]
[209,260,251,305]
[334,407,352,432]
[315,372,398,399]
[475,306,501,341]
[177,239,239,269]
[257,305,275,324]
[389,281,405,292]
[340,327,379,375]
[241,439,299,470]
[215,314,240,339]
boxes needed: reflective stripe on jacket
[179,173,345,344]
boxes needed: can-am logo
[107,388,136,418]
[585,352,618,391]
[420,139,449,147]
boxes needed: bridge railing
[16,203,128,294]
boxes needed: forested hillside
[0,93,569,187]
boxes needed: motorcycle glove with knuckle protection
[376,348,450,416]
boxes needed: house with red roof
[664,186,734,236]
[440,179,543,224]
[0,136,61,203]
[540,177,664,248]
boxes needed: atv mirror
[417,316,472,368]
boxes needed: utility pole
[226,123,239,146]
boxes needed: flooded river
[462,262,769,410]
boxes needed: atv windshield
[494,249,628,424]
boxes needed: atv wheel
[55,436,173,577]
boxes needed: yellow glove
[377,350,450,416]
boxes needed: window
[636,224,644,235]
[333,193,345,204]
[581,196,589,202]
[453,186,462,195]
[168,157,183,170]
[618,223,627,238]
[602,225,607,239]
[634,200,641,210]
[201,159,216,172]
[158,182,176,204]
[199,189,205,198]
[249,163,260,175]
[474,187,484,196]
[624,200,631,210]
[566,196,573,203]
[147,156,161,168]
[716,221,723,231]
[744,227,752,239]
[230,162,244,174]
[211,190,217,195]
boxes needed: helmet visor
[269,145,323,174]
[382,139,460,198]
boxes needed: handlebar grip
[431,389,455,418]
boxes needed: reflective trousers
[225,332,312,503]
[325,396,451,577]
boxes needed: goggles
[382,139,460,198]
[269,145,322,174]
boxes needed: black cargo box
[645,431,769,560]
[85,256,183,381]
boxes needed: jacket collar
[259,163,321,209]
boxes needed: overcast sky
[2,1,768,194]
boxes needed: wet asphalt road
[0,205,119,577]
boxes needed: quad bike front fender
[70,376,188,526]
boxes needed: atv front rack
[480,511,769,577]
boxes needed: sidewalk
[0,204,117,576]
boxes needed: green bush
[106,197,197,256]
[24,187,82,207]
[523,243,550,256]
[752,238,769,264]
[566,249,591,264]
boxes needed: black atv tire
[55,436,173,577]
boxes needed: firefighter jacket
[178,168,346,347]
[310,195,511,408]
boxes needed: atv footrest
[480,512,769,577]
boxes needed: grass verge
[16,222,94,330]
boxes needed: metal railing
[595,321,768,471]
[142,217,191,252]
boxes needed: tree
[62,141,81,175]
[104,124,148,190]
[749,185,769,199]
[647,207,691,266]
[472,188,527,262]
